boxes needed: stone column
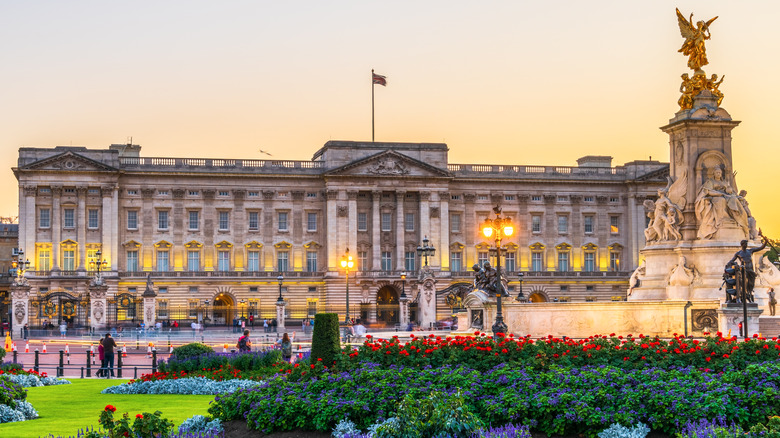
[51,186,62,271]
[417,269,437,329]
[396,191,405,271]
[10,284,31,338]
[233,189,247,270]
[419,192,431,253]
[203,189,216,271]
[77,186,87,270]
[399,295,410,327]
[438,192,450,271]
[347,191,358,254]
[263,190,276,271]
[325,190,339,271]
[291,190,304,271]
[372,190,381,270]
[89,282,109,331]
[22,185,37,257]
[462,193,475,266]
[100,185,115,269]
[172,189,185,271]
[276,300,286,330]
[141,188,155,271]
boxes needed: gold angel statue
[676,8,718,73]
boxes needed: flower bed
[102,376,260,395]
[208,361,780,436]
[0,375,38,423]
[333,333,780,372]
[4,372,71,387]
[158,349,282,375]
[132,364,246,383]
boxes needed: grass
[0,379,215,438]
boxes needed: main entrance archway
[212,293,235,326]
[376,286,399,326]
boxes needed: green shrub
[0,362,23,373]
[0,346,6,362]
[0,375,26,408]
[170,343,214,360]
[310,313,340,366]
[374,390,484,438]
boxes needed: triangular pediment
[324,150,451,178]
[20,151,118,173]
[634,165,669,182]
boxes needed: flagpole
[371,69,375,142]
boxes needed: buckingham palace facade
[12,141,667,329]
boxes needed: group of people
[231,315,255,333]
[95,333,118,378]
[236,329,295,362]
[262,318,279,333]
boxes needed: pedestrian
[236,329,251,352]
[96,337,106,377]
[272,318,277,333]
[277,332,295,363]
[23,324,28,340]
[263,319,269,333]
[102,333,118,378]
[191,321,197,338]
[59,321,67,338]
[249,314,254,327]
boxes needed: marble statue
[769,288,777,316]
[738,190,759,240]
[644,175,685,242]
[627,260,646,297]
[695,166,749,239]
[669,255,696,286]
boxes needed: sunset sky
[2,1,779,235]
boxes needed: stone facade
[13,141,666,329]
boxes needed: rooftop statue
[676,8,718,74]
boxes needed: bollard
[117,352,123,378]
[231,349,236,354]
[34,350,39,373]
[81,367,84,379]
[86,351,92,377]
[134,367,138,379]
[12,351,17,364]
[136,332,139,350]
[58,350,64,377]
[152,349,157,373]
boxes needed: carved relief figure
[769,288,777,317]
[14,303,25,324]
[738,190,759,240]
[94,301,105,322]
[644,174,686,242]
[695,166,749,239]
[146,306,154,323]
[669,255,695,286]
[368,159,409,175]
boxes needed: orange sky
[2,1,779,236]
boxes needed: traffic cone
[65,343,69,354]
[42,343,47,353]
[147,342,153,358]
[11,342,16,352]
[122,344,127,358]
[25,342,29,353]
[223,344,228,353]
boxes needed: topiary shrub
[170,343,214,360]
[310,313,340,366]
[0,346,6,363]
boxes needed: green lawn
[0,379,215,438]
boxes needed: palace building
[12,141,667,330]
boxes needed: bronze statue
[727,229,768,301]
[676,8,718,74]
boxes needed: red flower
[723,354,729,358]
[104,405,117,412]
[136,414,143,419]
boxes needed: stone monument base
[717,303,762,338]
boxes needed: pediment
[324,150,451,178]
[20,151,117,173]
[634,165,670,182]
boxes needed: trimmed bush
[171,343,214,360]
[311,313,340,366]
[159,349,281,374]
[0,347,6,363]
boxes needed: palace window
[584,251,596,272]
[558,251,569,272]
[307,212,317,232]
[381,213,392,232]
[478,251,489,268]
[358,251,368,271]
[157,250,169,271]
[218,211,230,231]
[358,213,368,231]
[248,211,259,230]
[247,251,260,272]
[127,210,138,230]
[277,251,289,272]
[39,208,51,229]
[584,215,594,234]
[38,249,51,272]
[187,250,200,271]
[558,215,569,233]
[217,251,230,271]
[405,213,415,232]
[610,251,621,271]
[63,250,75,271]
[278,212,288,232]
[451,251,462,272]
[451,214,462,233]
[532,215,541,233]
[306,251,318,272]
[188,211,199,230]
[63,208,75,228]
[126,251,138,272]
[405,251,416,272]
[504,252,516,272]
[157,210,169,230]
[381,252,392,271]
[610,215,620,234]
[88,209,99,229]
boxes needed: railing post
[34,350,39,373]
[58,350,64,377]
[134,367,138,379]
[12,351,17,364]
[81,367,84,379]
[117,352,123,378]
[86,351,92,377]
[152,350,157,373]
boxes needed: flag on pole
[372,72,387,86]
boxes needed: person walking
[102,333,118,378]
[236,329,251,352]
[263,319,269,333]
[277,332,295,363]
[96,337,106,377]
[59,321,67,338]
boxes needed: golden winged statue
[676,8,718,74]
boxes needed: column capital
[172,189,186,199]
[326,190,339,200]
[51,185,63,196]
[420,192,432,201]
[76,186,88,195]
[101,185,117,198]
[291,190,305,201]
[347,190,359,200]
[23,185,38,197]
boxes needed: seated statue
[695,166,749,239]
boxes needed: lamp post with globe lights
[481,205,514,336]
[340,249,355,323]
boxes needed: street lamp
[276,275,285,305]
[481,205,514,335]
[90,249,108,280]
[515,272,525,302]
[12,249,31,283]
[416,236,436,268]
[340,249,354,323]
[400,272,407,299]
[239,299,246,318]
